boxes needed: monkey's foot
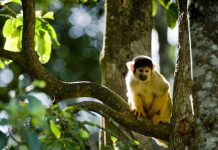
[152,115,161,125]
[130,106,146,118]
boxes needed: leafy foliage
[2,4,60,64]
[0,75,91,149]
[166,3,178,29]
[0,73,143,149]
[152,0,178,29]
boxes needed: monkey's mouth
[139,74,147,81]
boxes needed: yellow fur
[125,57,172,148]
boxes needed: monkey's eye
[145,70,149,73]
[139,69,143,73]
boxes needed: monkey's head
[126,55,154,82]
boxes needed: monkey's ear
[126,61,135,71]
[152,64,157,71]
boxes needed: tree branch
[0,0,171,141]
[0,50,23,62]
[73,101,170,141]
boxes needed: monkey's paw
[130,106,146,118]
[152,115,161,125]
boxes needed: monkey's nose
[139,74,147,81]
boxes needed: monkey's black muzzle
[139,74,147,81]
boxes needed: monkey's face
[134,66,152,82]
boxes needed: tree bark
[100,0,152,148]
[169,0,194,149]
[189,0,218,149]
[0,0,172,148]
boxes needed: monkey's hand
[130,106,146,118]
[152,115,161,125]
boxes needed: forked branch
[0,0,170,141]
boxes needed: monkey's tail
[153,138,168,148]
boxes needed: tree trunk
[154,4,174,80]
[189,0,218,149]
[100,0,152,148]
[169,0,194,149]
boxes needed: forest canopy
[0,0,217,150]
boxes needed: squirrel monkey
[125,55,172,148]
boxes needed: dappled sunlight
[0,68,13,87]
[69,5,105,39]
[167,23,178,45]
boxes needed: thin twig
[0,14,13,18]
[4,5,17,16]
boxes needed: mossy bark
[169,0,194,149]
[100,0,152,148]
[189,0,218,149]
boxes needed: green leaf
[42,12,54,20]
[158,0,171,9]
[111,136,117,143]
[26,95,46,117]
[133,140,139,145]
[3,18,13,37]
[15,16,23,28]
[80,0,88,3]
[3,18,22,52]
[35,29,52,63]
[0,118,9,126]
[79,129,89,139]
[0,0,21,5]
[50,120,61,139]
[44,23,60,47]
[151,0,157,16]
[6,98,21,120]
[35,19,42,28]
[166,3,178,29]
[0,131,8,149]
[23,130,41,150]
[0,60,5,69]
[31,80,46,88]
[4,29,21,52]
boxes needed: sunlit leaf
[42,12,54,20]
[11,0,21,4]
[15,16,23,28]
[133,140,139,145]
[158,0,172,9]
[35,29,52,63]
[0,61,5,69]
[3,18,13,37]
[79,129,89,139]
[151,0,157,16]
[0,0,21,5]
[50,120,61,139]
[3,25,21,52]
[166,3,178,29]
[35,11,42,18]
[0,131,8,149]
[111,136,117,143]
[3,11,59,63]
[31,80,46,88]
[80,0,88,3]
[3,18,21,52]
[35,19,42,28]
